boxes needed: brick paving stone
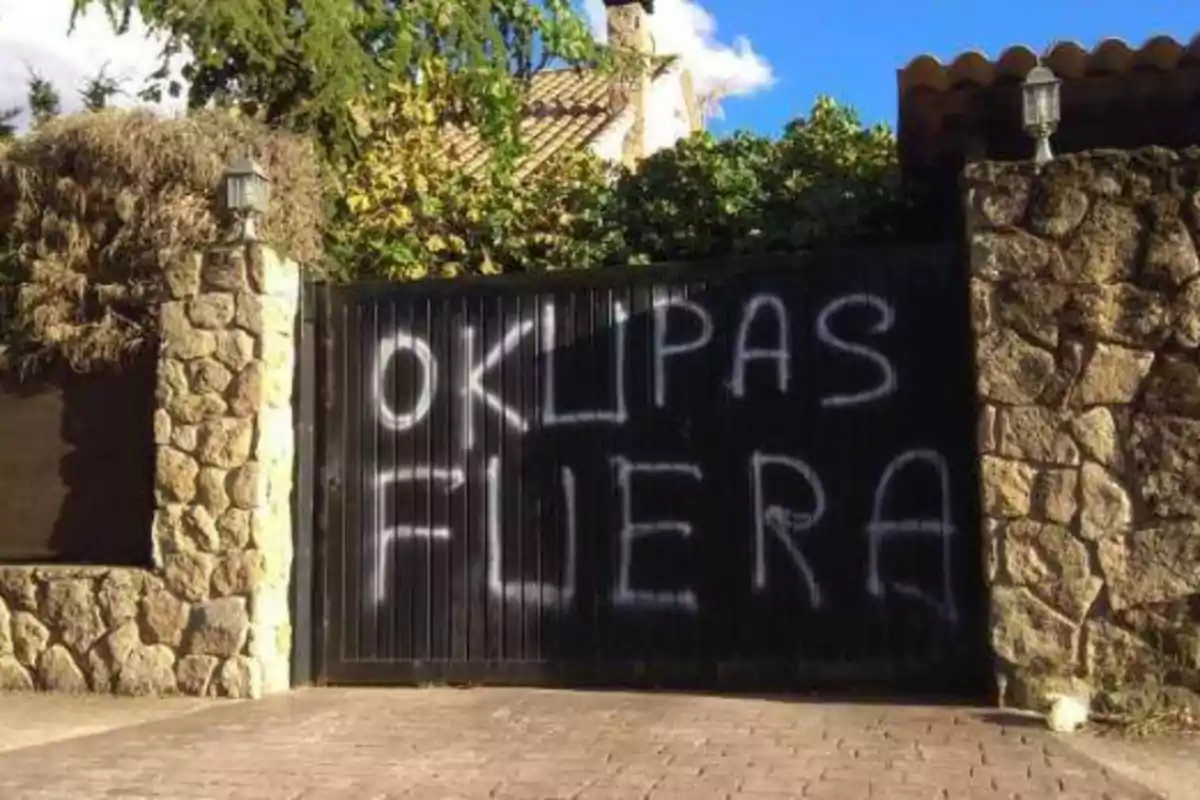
[0,688,1166,800]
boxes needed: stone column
[153,242,299,697]
[965,150,1200,715]
[0,243,299,697]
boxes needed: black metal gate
[307,246,991,695]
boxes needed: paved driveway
[0,688,1163,799]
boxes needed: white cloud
[0,0,186,130]
[583,0,775,117]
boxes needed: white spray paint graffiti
[370,466,466,604]
[374,330,436,431]
[486,456,578,607]
[751,452,827,608]
[865,449,958,624]
[362,287,963,627]
[730,293,790,398]
[611,456,703,611]
[816,294,898,408]
[541,301,631,426]
[652,290,714,409]
[462,318,533,448]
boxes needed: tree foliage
[71,0,607,164]
[0,110,326,372]
[0,108,18,140]
[27,72,62,128]
[332,94,904,279]
[80,65,124,111]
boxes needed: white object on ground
[1045,692,1090,733]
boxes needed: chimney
[604,0,655,169]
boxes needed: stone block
[1063,283,1170,348]
[1079,462,1132,541]
[116,645,177,696]
[0,570,38,611]
[166,393,227,425]
[975,329,1057,404]
[11,612,49,667]
[202,248,249,292]
[972,230,1056,280]
[37,645,88,693]
[176,655,219,696]
[187,358,234,395]
[991,586,1078,670]
[969,171,1030,227]
[215,655,262,699]
[211,551,268,598]
[981,457,1036,518]
[188,293,237,330]
[1144,216,1200,288]
[1032,468,1078,525]
[1173,278,1200,348]
[214,330,256,372]
[163,552,216,603]
[993,281,1069,348]
[97,570,149,627]
[1057,200,1142,283]
[1029,182,1090,238]
[164,252,203,299]
[1130,415,1200,519]
[997,406,1079,465]
[155,448,199,504]
[185,597,250,658]
[1069,407,1121,469]
[1003,520,1100,621]
[196,418,254,469]
[42,579,106,656]
[197,468,231,516]
[1098,522,1200,610]
[141,586,189,647]
[1142,354,1200,418]
[1075,343,1154,405]
[0,656,33,691]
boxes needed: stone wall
[0,243,299,697]
[967,148,1200,714]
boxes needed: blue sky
[4,0,1199,137]
[704,0,1200,136]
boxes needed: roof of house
[440,60,673,180]
[898,34,1200,96]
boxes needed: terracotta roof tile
[441,61,670,179]
[898,33,1200,95]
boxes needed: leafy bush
[330,80,619,280]
[333,94,904,278]
[0,109,325,372]
[0,92,901,373]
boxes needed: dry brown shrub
[0,109,327,374]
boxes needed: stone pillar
[965,150,1200,715]
[153,242,299,697]
[0,243,299,697]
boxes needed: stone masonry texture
[0,243,299,697]
[967,147,1200,715]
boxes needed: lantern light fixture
[1022,64,1062,167]
[222,157,270,242]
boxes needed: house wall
[589,67,696,166]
